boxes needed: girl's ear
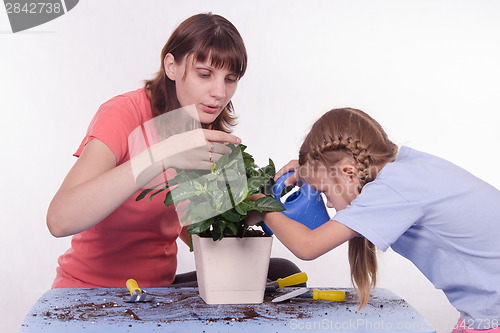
[340,161,359,183]
[164,53,177,81]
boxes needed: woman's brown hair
[298,107,398,309]
[145,13,247,133]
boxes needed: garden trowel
[125,279,156,303]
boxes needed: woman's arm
[47,138,141,237]
[256,211,358,260]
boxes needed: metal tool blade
[271,287,309,303]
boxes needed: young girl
[250,108,500,332]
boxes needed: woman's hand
[155,128,240,169]
[274,159,300,186]
[158,129,239,169]
[47,129,241,237]
[132,129,241,186]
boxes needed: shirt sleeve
[333,181,424,251]
[74,95,141,165]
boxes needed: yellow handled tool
[306,289,346,301]
[126,279,141,295]
[125,279,155,303]
[277,272,308,289]
[266,272,308,292]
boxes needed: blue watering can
[262,172,331,235]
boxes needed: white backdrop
[2,1,500,332]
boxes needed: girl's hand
[274,159,300,186]
[244,193,265,226]
[245,210,264,226]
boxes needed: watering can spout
[262,172,330,235]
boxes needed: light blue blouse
[335,146,500,329]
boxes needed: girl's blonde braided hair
[299,108,398,309]
[309,137,372,192]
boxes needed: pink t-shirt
[52,88,182,288]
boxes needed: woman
[47,13,289,288]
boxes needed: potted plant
[137,144,285,304]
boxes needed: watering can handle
[273,172,296,200]
[262,172,295,235]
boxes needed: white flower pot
[192,234,273,304]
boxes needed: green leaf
[218,169,241,183]
[170,182,199,202]
[221,209,242,222]
[210,190,225,210]
[225,222,239,236]
[247,176,268,193]
[205,172,218,181]
[187,218,213,234]
[136,182,166,201]
[259,159,276,179]
[143,144,284,240]
[224,173,248,204]
[148,187,168,202]
[214,153,230,172]
[212,219,226,241]
[190,201,216,221]
[253,196,285,212]
[194,181,205,193]
[244,157,256,172]
[164,189,174,206]
[234,201,254,215]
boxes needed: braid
[348,139,371,190]
[307,136,373,191]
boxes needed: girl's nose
[211,79,226,99]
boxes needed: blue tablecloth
[20,287,434,332]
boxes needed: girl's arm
[47,130,241,238]
[257,211,358,260]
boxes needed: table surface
[20,287,435,333]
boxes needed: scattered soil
[34,287,411,327]
[124,308,141,321]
